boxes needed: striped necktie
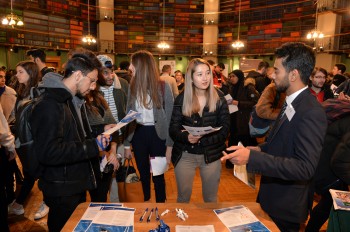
[278,101,287,121]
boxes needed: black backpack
[15,87,45,179]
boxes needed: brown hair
[85,84,109,116]
[15,61,40,99]
[130,50,161,109]
[311,67,328,78]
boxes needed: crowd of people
[0,42,350,232]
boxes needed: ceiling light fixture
[82,0,96,45]
[157,0,169,49]
[1,0,24,28]
[232,0,244,49]
[307,1,324,40]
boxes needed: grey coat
[124,81,174,147]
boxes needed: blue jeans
[174,151,221,203]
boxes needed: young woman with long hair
[85,86,120,202]
[169,58,230,203]
[8,60,43,217]
[124,50,174,202]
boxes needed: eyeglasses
[85,75,97,86]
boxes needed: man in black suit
[221,42,328,231]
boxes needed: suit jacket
[248,88,327,223]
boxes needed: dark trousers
[0,147,9,232]
[132,125,166,202]
[16,153,36,205]
[270,215,300,232]
[229,134,257,147]
[15,169,35,205]
[45,192,86,232]
[305,180,348,231]
[5,159,18,204]
[89,171,113,202]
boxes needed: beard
[312,83,323,89]
[275,75,290,93]
[76,91,85,99]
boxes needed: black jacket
[331,129,350,185]
[230,79,260,137]
[314,115,350,192]
[31,83,100,197]
[169,91,230,167]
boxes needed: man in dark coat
[31,51,110,232]
[222,42,327,232]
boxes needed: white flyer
[103,110,141,135]
[224,94,239,114]
[182,125,222,137]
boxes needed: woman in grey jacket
[169,58,230,203]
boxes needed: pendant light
[2,0,24,28]
[82,0,96,45]
[157,0,169,49]
[232,0,244,49]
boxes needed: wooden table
[62,202,278,231]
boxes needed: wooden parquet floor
[8,163,327,231]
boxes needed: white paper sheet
[103,110,141,135]
[330,189,350,211]
[233,142,256,189]
[150,157,168,176]
[175,225,215,232]
[224,94,239,113]
[182,125,222,137]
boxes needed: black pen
[147,208,154,223]
[139,208,148,222]
[155,207,160,221]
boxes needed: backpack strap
[30,87,44,100]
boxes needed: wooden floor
[8,163,327,231]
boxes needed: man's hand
[221,146,251,165]
[104,124,117,131]
[96,134,111,151]
[188,134,201,144]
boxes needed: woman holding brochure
[85,87,120,202]
[124,50,174,202]
[224,70,259,170]
[169,58,230,203]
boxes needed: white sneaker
[8,200,24,215]
[34,202,49,220]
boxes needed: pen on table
[147,208,154,223]
[139,208,148,222]
[155,207,160,221]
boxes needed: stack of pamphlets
[73,203,135,232]
[329,189,350,211]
